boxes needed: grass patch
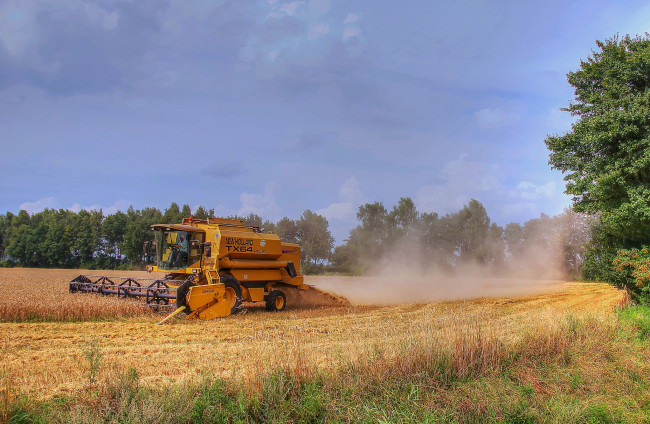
[618,304,650,339]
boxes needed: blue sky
[1,0,649,242]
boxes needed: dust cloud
[284,286,350,308]
[308,240,569,306]
[309,275,564,306]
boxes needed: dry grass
[0,268,624,401]
[0,268,153,322]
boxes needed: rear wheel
[266,290,287,311]
[221,275,243,314]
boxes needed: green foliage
[545,34,650,289]
[296,210,334,272]
[274,217,300,243]
[618,304,650,339]
[191,379,247,424]
[614,247,650,285]
[614,247,650,303]
[80,338,103,387]
[162,202,183,224]
[121,206,163,266]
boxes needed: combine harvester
[69,217,308,323]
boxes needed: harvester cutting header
[69,217,308,322]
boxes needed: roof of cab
[150,224,206,232]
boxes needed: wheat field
[0,268,624,400]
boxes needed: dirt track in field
[0,268,624,399]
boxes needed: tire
[266,290,287,312]
[175,280,195,314]
[221,275,243,314]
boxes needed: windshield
[155,229,204,270]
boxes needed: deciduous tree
[545,34,650,295]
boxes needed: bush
[613,247,650,303]
[0,260,16,268]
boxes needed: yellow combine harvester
[69,217,308,322]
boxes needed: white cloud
[68,199,131,214]
[498,201,538,218]
[515,181,557,200]
[342,26,361,41]
[68,203,98,213]
[339,176,362,202]
[316,176,362,221]
[104,200,131,215]
[0,1,39,57]
[18,197,131,215]
[415,155,502,213]
[0,0,120,58]
[308,22,330,40]
[475,107,519,128]
[243,1,363,72]
[20,196,57,214]
[279,1,304,17]
[344,13,359,24]
[239,182,279,217]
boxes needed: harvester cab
[69,217,308,323]
[147,224,211,275]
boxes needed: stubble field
[0,268,624,401]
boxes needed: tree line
[0,203,335,272]
[0,199,592,278]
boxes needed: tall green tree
[241,213,263,228]
[0,212,14,259]
[545,34,650,238]
[193,206,213,220]
[101,211,127,266]
[545,34,650,290]
[163,203,183,224]
[121,206,163,266]
[296,210,334,272]
[452,199,492,263]
[274,217,299,244]
[388,197,419,238]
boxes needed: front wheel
[175,280,196,314]
[266,290,287,311]
[221,275,243,314]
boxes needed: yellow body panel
[242,287,265,302]
[186,283,225,310]
[197,299,231,319]
[229,269,282,282]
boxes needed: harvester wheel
[221,275,243,314]
[266,290,287,312]
[175,280,196,314]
